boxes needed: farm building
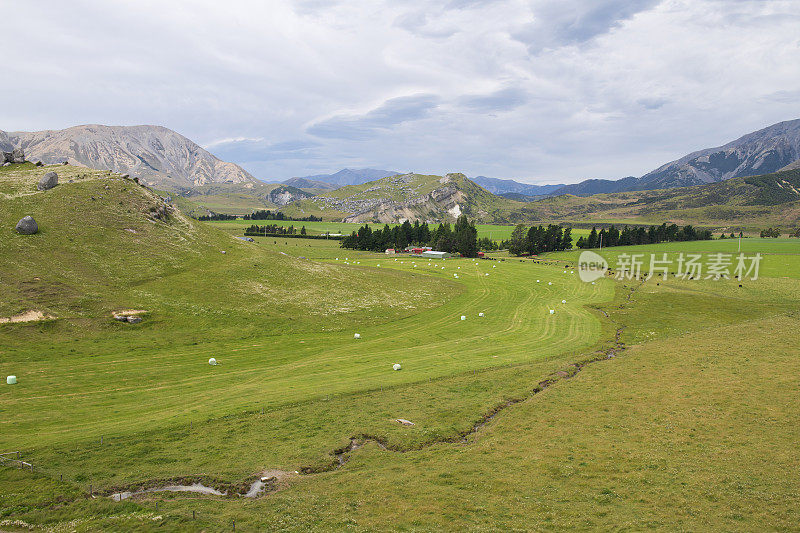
[422,250,450,259]
[406,246,433,254]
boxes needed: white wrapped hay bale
[7,375,17,385]
[354,333,361,339]
[549,309,555,314]
[478,312,485,317]
[460,315,466,321]
[562,300,566,304]
[393,363,402,371]
[208,358,217,366]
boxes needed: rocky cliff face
[0,125,258,190]
[268,185,314,206]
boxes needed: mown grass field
[546,237,800,279]
[1,163,799,531]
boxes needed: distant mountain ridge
[553,119,800,196]
[284,168,400,189]
[282,177,339,190]
[637,119,800,188]
[471,176,564,196]
[0,124,258,190]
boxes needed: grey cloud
[209,138,322,162]
[393,11,459,38]
[458,86,529,112]
[637,97,669,110]
[760,90,800,104]
[512,0,662,53]
[307,94,441,140]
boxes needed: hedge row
[244,232,344,240]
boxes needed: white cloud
[1,0,798,182]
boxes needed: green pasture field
[544,237,800,279]
[2,163,800,531]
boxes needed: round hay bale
[478,312,485,317]
[6,375,17,385]
[561,300,566,304]
[208,358,217,366]
[549,309,555,314]
[354,333,361,339]
[460,315,466,321]
[393,363,402,371]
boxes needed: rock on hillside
[268,185,314,206]
[0,125,258,190]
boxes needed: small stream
[111,483,226,501]
[111,478,269,501]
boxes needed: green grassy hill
[281,172,522,223]
[505,168,800,231]
[169,181,288,216]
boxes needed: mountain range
[283,168,400,190]
[0,125,257,190]
[474,119,800,197]
[470,176,565,197]
[3,119,800,221]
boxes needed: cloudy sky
[2,0,799,183]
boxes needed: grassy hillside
[170,181,288,216]
[281,172,523,224]
[505,168,800,231]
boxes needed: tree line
[244,224,307,235]
[507,224,573,256]
[243,210,321,221]
[341,215,479,257]
[760,227,781,238]
[198,213,237,221]
[576,223,712,249]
